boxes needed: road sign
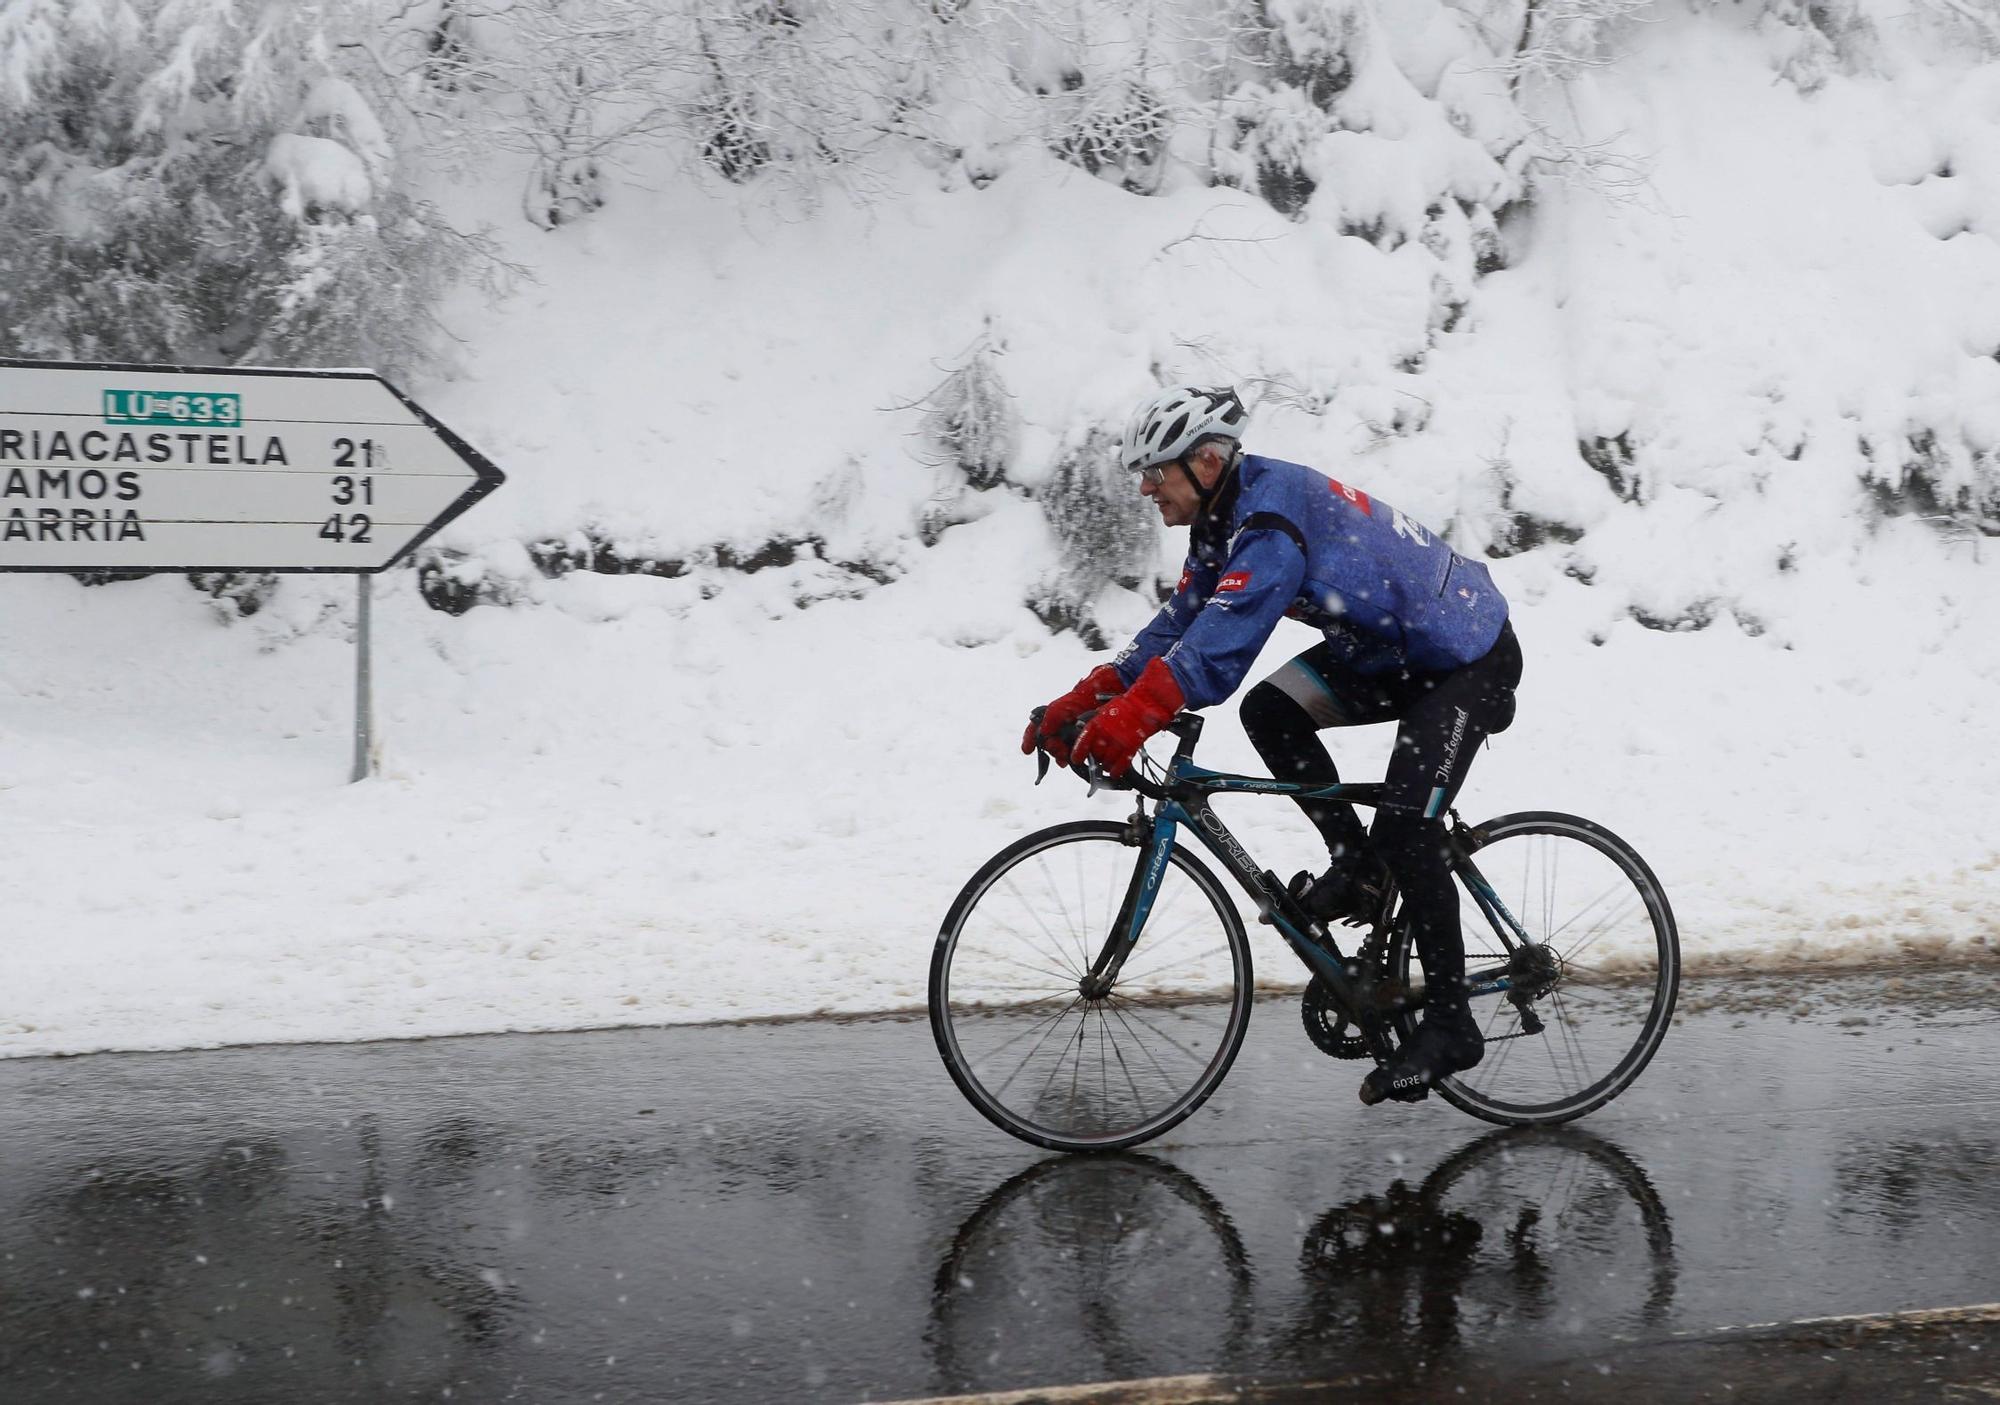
[0,359,505,572]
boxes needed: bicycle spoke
[1075,844,1096,976]
[1106,998,1209,1082]
[1099,1004,1157,1124]
[978,996,1086,1096]
[1028,856,1093,976]
[1096,1012,1128,1120]
[1544,881,1640,959]
[1116,941,1237,987]
[1546,974,1654,1007]
[1550,987,1597,1088]
[1035,1010,1087,1118]
[956,940,1084,992]
[1104,995,1219,1071]
[1039,851,1088,973]
[1545,836,1560,943]
[954,985,1078,1004]
[1063,1012,1085,1129]
[1536,1006,1574,1092]
[995,874,1088,979]
[1542,877,1629,941]
[1538,987,1586,1092]
[952,984,1080,1008]
[1557,958,1636,981]
[1475,1018,1524,1088]
[964,992,1084,1060]
[972,914,1083,981]
[1102,998,1193,1100]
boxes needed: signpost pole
[352,572,374,783]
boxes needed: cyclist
[1022,385,1522,1105]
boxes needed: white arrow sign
[0,359,504,572]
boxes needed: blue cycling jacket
[1112,455,1508,709]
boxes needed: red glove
[1073,658,1185,778]
[1023,664,1126,766]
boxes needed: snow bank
[0,0,1995,1058]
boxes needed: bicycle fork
[1078,806,1176,1000]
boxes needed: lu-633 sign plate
[0,359,505,572]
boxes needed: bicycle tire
[1389,811,1679,1126]
[930,821,1253,1153]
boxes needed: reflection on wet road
[929,1127,1677,1389]
[0,966,1994,1403]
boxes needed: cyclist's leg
[1372,623,1523,994]
[1362,626,1522,1101]
[1239,644,1397,883]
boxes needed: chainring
[1301,975,1372,1060]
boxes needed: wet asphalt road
[0,966,1996,1404]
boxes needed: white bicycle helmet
[1119,385,1249,475]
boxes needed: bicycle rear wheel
[929,821,1252,1153]
[1391,812,1679,1126]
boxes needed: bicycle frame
[1079,715,1542,1055]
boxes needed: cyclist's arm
[1154,522,1307,710]
[1111,555,1219,686]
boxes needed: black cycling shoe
[1359,1001,1485,1106]
[1288,859,1388,927]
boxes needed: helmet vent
[1118,383,1249,474]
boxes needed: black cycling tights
[1369,811,1463,992]
[1237,625,1522,1000]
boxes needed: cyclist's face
[1137,443,1222,527]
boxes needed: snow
[299,77,392,184]
[264,133,374,219]
[1,0,1997,1059]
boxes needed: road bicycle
[929,712,1679,1152]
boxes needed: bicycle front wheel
[929,821,1252,1153]
[1392,812,1679,1126]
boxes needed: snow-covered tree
[1031,426,1161,644]
[0,0,469,376]
[923,328,1017,492]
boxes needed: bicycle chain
[1305,962,1557,1054]
[1481,988,1565,1042]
